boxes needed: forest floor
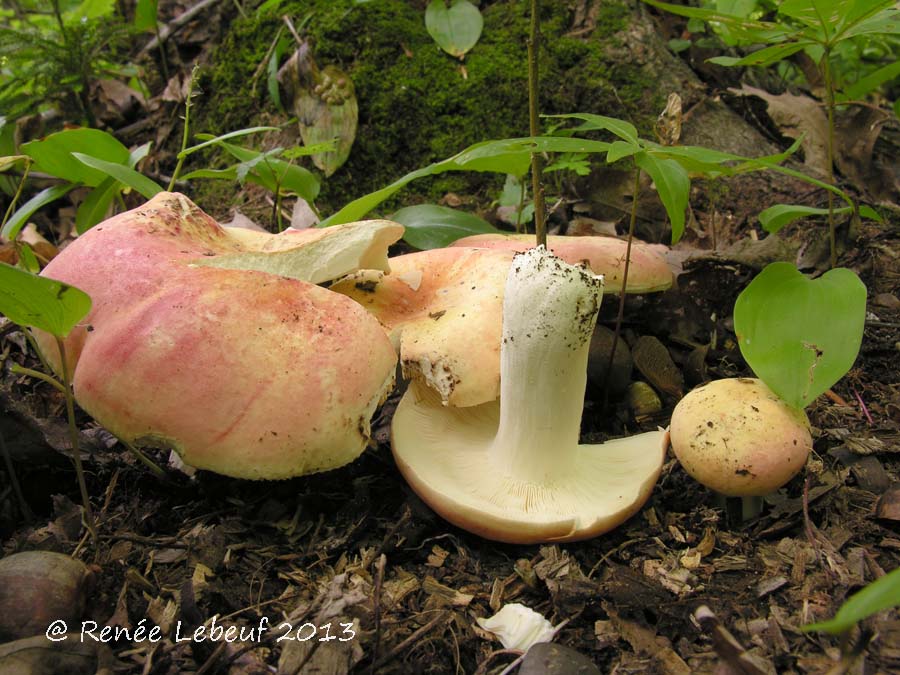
[2,1,900,674]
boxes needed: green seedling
[643,0,898,266]
[425,0,483,59]
[389,204,501,250]
[734,261,866,410]
[804,566,900,635]
[0,261,96,543]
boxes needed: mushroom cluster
[36,192,402,479]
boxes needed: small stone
[520,643,602,675]
[628,381,663,417]
[632,335,684,398]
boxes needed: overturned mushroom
[451,233,672,293]
[35,193,402,479]
[390,247,667,543]
[332,247,515,407]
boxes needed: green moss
[195,0,658,216]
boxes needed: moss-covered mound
[196,0,660,215]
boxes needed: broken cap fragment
[390,247,668,543]
[451,233,672,293]
[35,192,401,479]
[332,247,515,407]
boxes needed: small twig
[140,0,223,55]
[369,554,387,675]
[852,389,874,425]
[372,611,449,669]
[802,474,828,578]
[122,441,167,479]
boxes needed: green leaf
[758,203,854,233]
[391,204,501,250]
[75,178,119,234]
[0,262,92,338]
[1,184,77,242]
[134,0,158,31]
[425,0,484,58]
[707,41,811,67]
[607,141,640,164]
[22,128,130,187]
[641,0,789,42]
[180,167,240,181]
[803,567,900,635]
[545,113,639,144]
[322,136,609,226]
[71,153,163,199]
[858,205,883,223]
[180,127,280,159]
[211,140,320,202]
[635,151,690,244]
[18,243,40,274]
[840,59,900,101]
[734,262,866,409]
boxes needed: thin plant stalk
[122,441,166,480]
[2,159,32,229]
[56,337,97,544]
[527,0,545,247]
[168,65,200,190]
[10,364,67,394]
[602,165,640,408]
[821,49,837,269]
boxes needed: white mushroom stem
[490,247,603,481]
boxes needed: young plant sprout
[391,247,667,543]
[669,378,813,521]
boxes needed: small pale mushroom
[390,247,668,543]
[35,192,403,479]
[451,233,672,293]
[669,377,813,519]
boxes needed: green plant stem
[602,165,640,409]
[1,160,32,231]
[168,65,200,190]
[822,49,837,269]
[56,337,97,544]
[10,363,67,394]
[527,0,545,247]
[122,441,167,480]
[516,178,526,234]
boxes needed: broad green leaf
[425,0,484,58]
[635,151,690,244]
[23,129,130,187]
[391,204,501,250]
[758,203,854,233]
[546,113,639,144]
[708,41,811,67]
[323,136,609,226]
[1,184,77,241]
[134,0,158,31]
[71,153,163,199]
[734,262,866,409]
[76,178,119,234]
[803,567,900,635]
[858,205,883,223]
[179,127,280,159]
[0,262,92,338]
[779,0,845,29]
